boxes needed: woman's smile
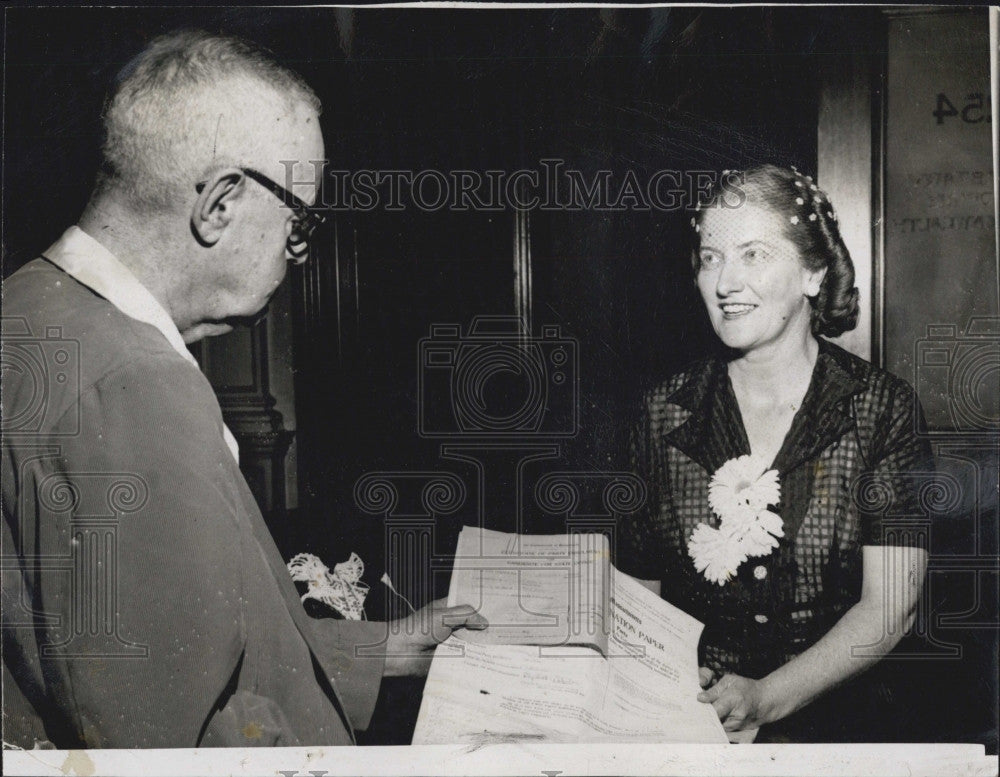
[697,202,824,354]
[719,302,759,319]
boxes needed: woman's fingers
[698,667,715,688]
[723,712,748,732]
[697,674,752,727]
[698,672,732,702]
[711,692,739,722]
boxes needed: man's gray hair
[97,29,321,211]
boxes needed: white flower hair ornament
[688,455,784,585]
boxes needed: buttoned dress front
[619,339,934,741]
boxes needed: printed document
[412,527,728,744]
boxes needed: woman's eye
[743,248,767,263]
[699,253,721,269]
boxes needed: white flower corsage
[288,552,370,620]
[688,455,784,585]
[287,552,419,620]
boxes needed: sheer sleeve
[856,380,936,547]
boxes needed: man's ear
[190,169,246,247]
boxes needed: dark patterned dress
[618,338,934,741]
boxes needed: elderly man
[1,30,484,749]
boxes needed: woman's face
[696,201,826,354]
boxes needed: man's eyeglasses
[196,167,327,261]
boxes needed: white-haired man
[1,30,485,748]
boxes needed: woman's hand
[697,672,775,735]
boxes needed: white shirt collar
[44,226,240,463]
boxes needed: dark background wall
[3,6,994,749]
[2,4,833,568]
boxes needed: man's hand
[697,672,775,740]
[383,598,488,677]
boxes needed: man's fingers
[436,602,489,631]
[398,600,488,648]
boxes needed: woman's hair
[690,164,860,338]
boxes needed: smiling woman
[696,204,825,359]
[695,165,859,349]
[618,164,935,743]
